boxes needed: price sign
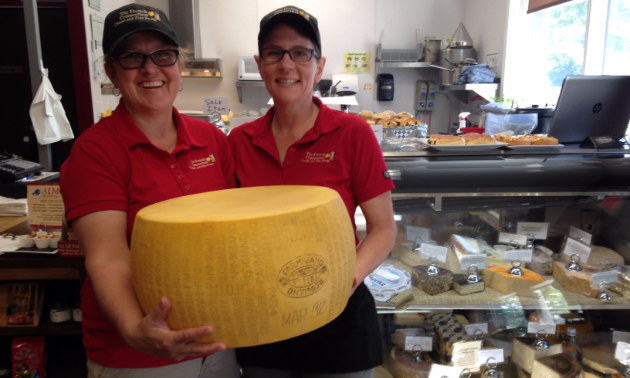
[371,124,383,142]
[465,323,489,336]
[527,322,556,335]
[460,255,487,270]
[562,237,592,262]
[498,232,528,246]
[406,226,431,244]
[614,341,630,363]
[591,270,619,287]
[421,244,448,263]
[452,341,483,369]
[503,248,533,263]
[517,222,549,240]
[428,364,464,378]
[203,97,229,115]
[569,226,592,245]
[478,349,504,364]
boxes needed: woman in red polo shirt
[60,4,239,377]
[228,6,397,377]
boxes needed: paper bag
[29,68,74,145]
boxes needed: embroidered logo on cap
[114,8,161,27]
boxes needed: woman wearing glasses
[60,4,239,377]
[229,6,397,378]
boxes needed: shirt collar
[245,97,342,148]
[112,100,207,153]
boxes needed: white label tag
[405,336,434,352]
[562,237,592,262]
[203,97,229,115]
[503,249,533,263]
[465,323,489,336]
[569,226,592,245]
[460,255,487,270]
[428,364,464,378]
[407,226,431,244]
[517,222,549,240]
[421,244,448,263]
[527,322,556,335]
[371,125,384,142]
[613,331,630,344]
[614,341,630,363]
[498,232,528,246]
[591,270,619,286]
[452,341,483,368]
[478,349,505,365]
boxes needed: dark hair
[259,21,321,59]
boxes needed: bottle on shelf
[563,327,583,362]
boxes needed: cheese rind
[483,264,546,298]
[452,274,485,295]
[512,337,563,374]
[552,262,597,298]
[412,265,453,295]
[531,353,583,378]
[130,186,357,347]
[559,245,624,271]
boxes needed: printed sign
[460,255,487,270]
[527,322,556,335]
[478,349,505,364]
[421,244,448,263]
[203,97,229,115]
[569,226,592,245]
[465,323,489,336]
[428,364,464,378]
[562,237,592,262]
[503,248,533,263]
[498,232,528,246]
[405,336,433,352]
[452,341,483,369]
[614,341,630,363]
[591,270,619,287]
[343,52,370,73]
[371,124,383,142]
[406,226,431,244]
[517,222,549,240]
[27,183,64,229]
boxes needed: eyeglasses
[115,49,179,69]
[260,47,319,62]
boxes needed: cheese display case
[366,147,630,378]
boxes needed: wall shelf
[442,83,499,103]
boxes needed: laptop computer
[547,75,630,144]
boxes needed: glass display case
[365,147,630,378]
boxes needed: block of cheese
[447,235,498,274]
[607,264,630,299]
[582,345,625,376]
[452,274,485,295]
[483,264,546,298]
[412,265,453,295]
[130,185,356,347]
[559,244,624,271]
[531,353,583,378]
[552,262,598,298]
[426,312,471,363]
[517,368,532,378]
[397,243,448,270]
[390,347,433,378]
[526,247,555,276]
[511,336,563,374]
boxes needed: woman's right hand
[123,296,226,361]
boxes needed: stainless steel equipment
[437,23,477,85]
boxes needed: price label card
[498,232,528,246]
[591,270,619,286]
[460,255,487,270]
[569,226,592,245]
[562,237,592,262]
[613,331,630,344]
[428,364,464,378]
[203,97,229,115]
[406,226,431,244]
[478,349,505,365]
[614,341,630,363]
[503,248,533,263]
[517,222,549,240]
[452,341,483,368]
[405,336,434,352]
[421,244,448,263]
[465,323,489,336]
[527,322,556,335]
[371,124,383,142]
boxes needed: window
[503,0,630,106]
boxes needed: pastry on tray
[428,135,465,145]
[397,111,414,118]
[377,117,398,127]
[358,110,373,119]
[462,133,496,145]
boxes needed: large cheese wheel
[130,185,356,347]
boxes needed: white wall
[82,0,510,132]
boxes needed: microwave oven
[238,55,262,81]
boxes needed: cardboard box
[0,282,44,327]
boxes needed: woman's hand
[123,297,226,361]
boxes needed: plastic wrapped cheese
[130,185,356,347]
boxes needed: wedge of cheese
[511,336,563,374]
[130,185,357,347]
[484,264,546,298]
[582,345,625,376]
[552,262,597,298]
[559,244,624,271]
[531,353,583,378]
[446,235,498,274]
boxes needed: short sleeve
[350,121,395,205]
[216,131,237,189]
[60,130,130,223]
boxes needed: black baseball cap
[103,4,179,55]
[258,6,321,55]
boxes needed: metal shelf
[235,80,266,103]
[375,61,434,69]
[442,83,499,103]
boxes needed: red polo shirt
[228,97,394,240]
[228,98,394,372]
[60,101,235,368]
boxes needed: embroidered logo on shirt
[189,154,216,170]
[300,151,335,163]
[383,170,391,180]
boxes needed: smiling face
[105,31,181,116]
[256,23,325,108]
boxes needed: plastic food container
[18,235,35,248]
[34,237,50,249]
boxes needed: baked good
[365,118,376,125]
[377,117,399,127]
[358,110,374,119]
[401,117,420,125]
[494,134,510,143]
[531,136,559,145]
[428,135,465,145]
[397,118,409,127]
[507,136,532,145]
[382,110,396,118]
[397,111,414,118]
[462,133,496,145]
